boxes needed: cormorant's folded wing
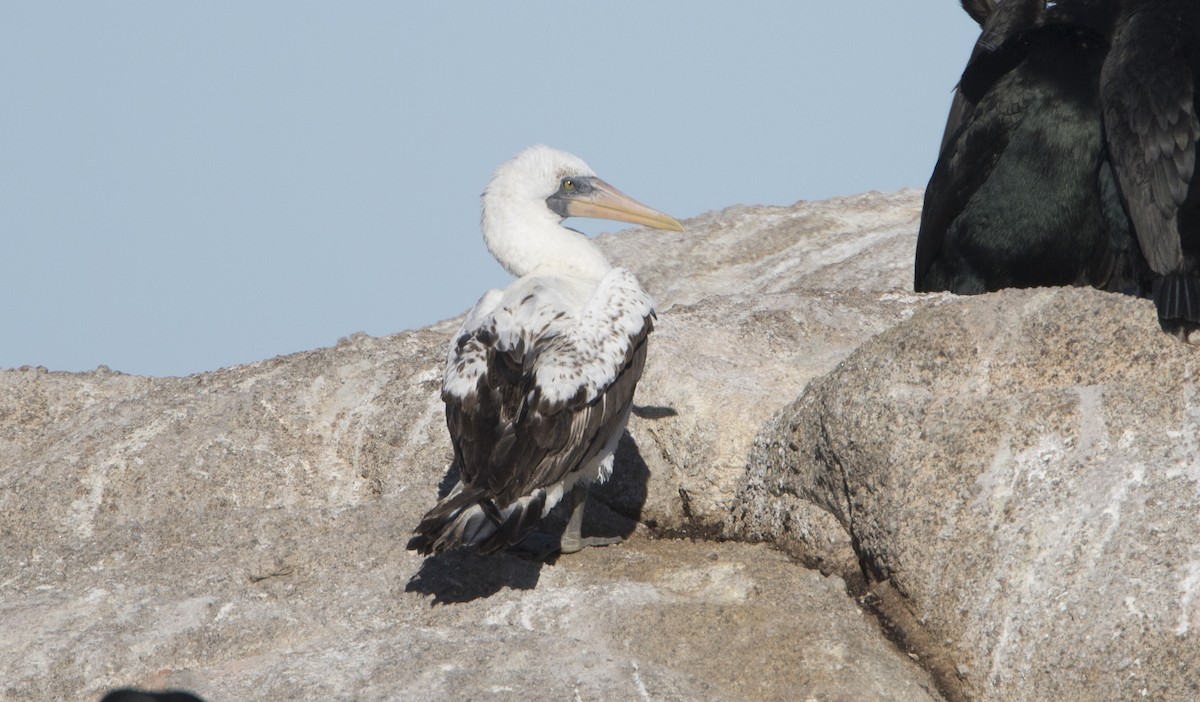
[1101,11,1198,275]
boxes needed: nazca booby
[407,145,683,556]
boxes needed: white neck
[481,189,612,281]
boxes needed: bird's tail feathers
[407,487,548,555]
[1153,273,1200,324]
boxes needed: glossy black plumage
[917,0,1137,296]
[1101,0,1200,332]
[917,0,1200,336]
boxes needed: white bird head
[481,145,683,279]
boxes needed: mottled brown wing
[442,268,654,508]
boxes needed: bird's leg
[559,483,589,554]
[559,482,623,554]
[509,482,624,559]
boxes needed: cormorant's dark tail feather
[1153,274,1200,331]
[407,487,547,555]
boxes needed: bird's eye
[561,178,576,191]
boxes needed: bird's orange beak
[560,178,684,232]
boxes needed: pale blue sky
[2,3,978,377]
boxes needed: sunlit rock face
[7,189,1198,701]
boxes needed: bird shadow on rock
[405,429,654,604]
[100,689,207,702]
[590,430,652,528]
[632,404,678,420]
[404,548,544,605]
[405,463,542,605]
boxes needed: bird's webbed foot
[559,534,623,555]
[557,481,624,554]
[506,531,623,561]
[507,481,624,559]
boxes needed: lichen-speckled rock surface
[6,188,1200,701]
[737,287,1200,700]
[2,191,945,702]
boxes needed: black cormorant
[1101,0,1200,336]
[917,0,1200,337]
[916,0,1137,297]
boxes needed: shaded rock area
[3,188,1197,700]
